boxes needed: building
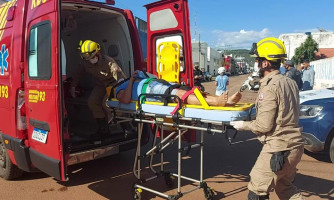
[279,32,334,60]
[191,42,222,75]
[280,32,334,90]
[316,48,334,59]
[311,57,334,89]
[135,17,147,60]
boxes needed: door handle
[29,119,50,131]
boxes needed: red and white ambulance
[0,0,194,181]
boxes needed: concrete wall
[192,42,222,75]
[311,57,334,89]
[279,32,334,60]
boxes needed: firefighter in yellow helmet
[71,40,126,140]
[231,37,304,200]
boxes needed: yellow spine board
[157,42,180,83]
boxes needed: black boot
[248,191,269,200]
[92,118,109,141]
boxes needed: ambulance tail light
[17,89,27,139]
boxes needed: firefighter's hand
[110,62,120,72]
[230,121,245,130]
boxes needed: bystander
[284,60,302,90]
[215,67,229,96]
[301,59,315,91]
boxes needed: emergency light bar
[105,0,115,5]
[83,0,115,6]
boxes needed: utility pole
[198,34,201,68]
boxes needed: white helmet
[218,67,225,74]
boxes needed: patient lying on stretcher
[116,70,242,107]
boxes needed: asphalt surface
[0,74,333,200]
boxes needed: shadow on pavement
[295,173,334,199]
[304,149,331,163]
[52,130,333,200]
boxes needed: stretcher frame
[107,93,254,200]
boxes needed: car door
[24,0,66,181]
[145,0,193,86]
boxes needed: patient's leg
[174,89,231,106]
[226,91,242,106]
[205,91,241,106]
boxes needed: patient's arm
[116,71,138,104]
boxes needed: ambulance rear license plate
[32,128,49,143]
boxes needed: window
[149,9,178,31]
[28,21,51,80]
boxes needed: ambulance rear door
[145,0,194,86]
[24,0,66,180]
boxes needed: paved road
[0,75,333,200]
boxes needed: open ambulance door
[145,0,194,86]
[24,0,66,181]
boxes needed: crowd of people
[195,55,315,96]
[282,58,315,91]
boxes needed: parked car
[299,87,334,163]
[203,71,212,81]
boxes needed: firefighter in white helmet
[231,37,304,200]
[71,40,126,140]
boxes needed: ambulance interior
[60,3,142,151]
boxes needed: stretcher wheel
[204,187,215,200]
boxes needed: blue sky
[116,0,334,49]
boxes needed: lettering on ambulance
[0,85,9,98]
[31,0,48,10]
[28,90,46,103]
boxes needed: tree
[292,35,318,64]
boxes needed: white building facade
[279,32,334,60]
[191,42,222,75]
[311,57,334,89]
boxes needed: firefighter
[231,37,304,200]
[71,40,126,140]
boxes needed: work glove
[230,121,245,130]
[270,151,289,172]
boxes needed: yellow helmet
[250,37,287,62]
[79,40,101,60]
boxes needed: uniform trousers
[88,85,107,119]
[248,145,304,200]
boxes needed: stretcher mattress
[107,99,256,122]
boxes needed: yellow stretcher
[105,41,255,199]
[106,92,255,200]
[107,87,255,123]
